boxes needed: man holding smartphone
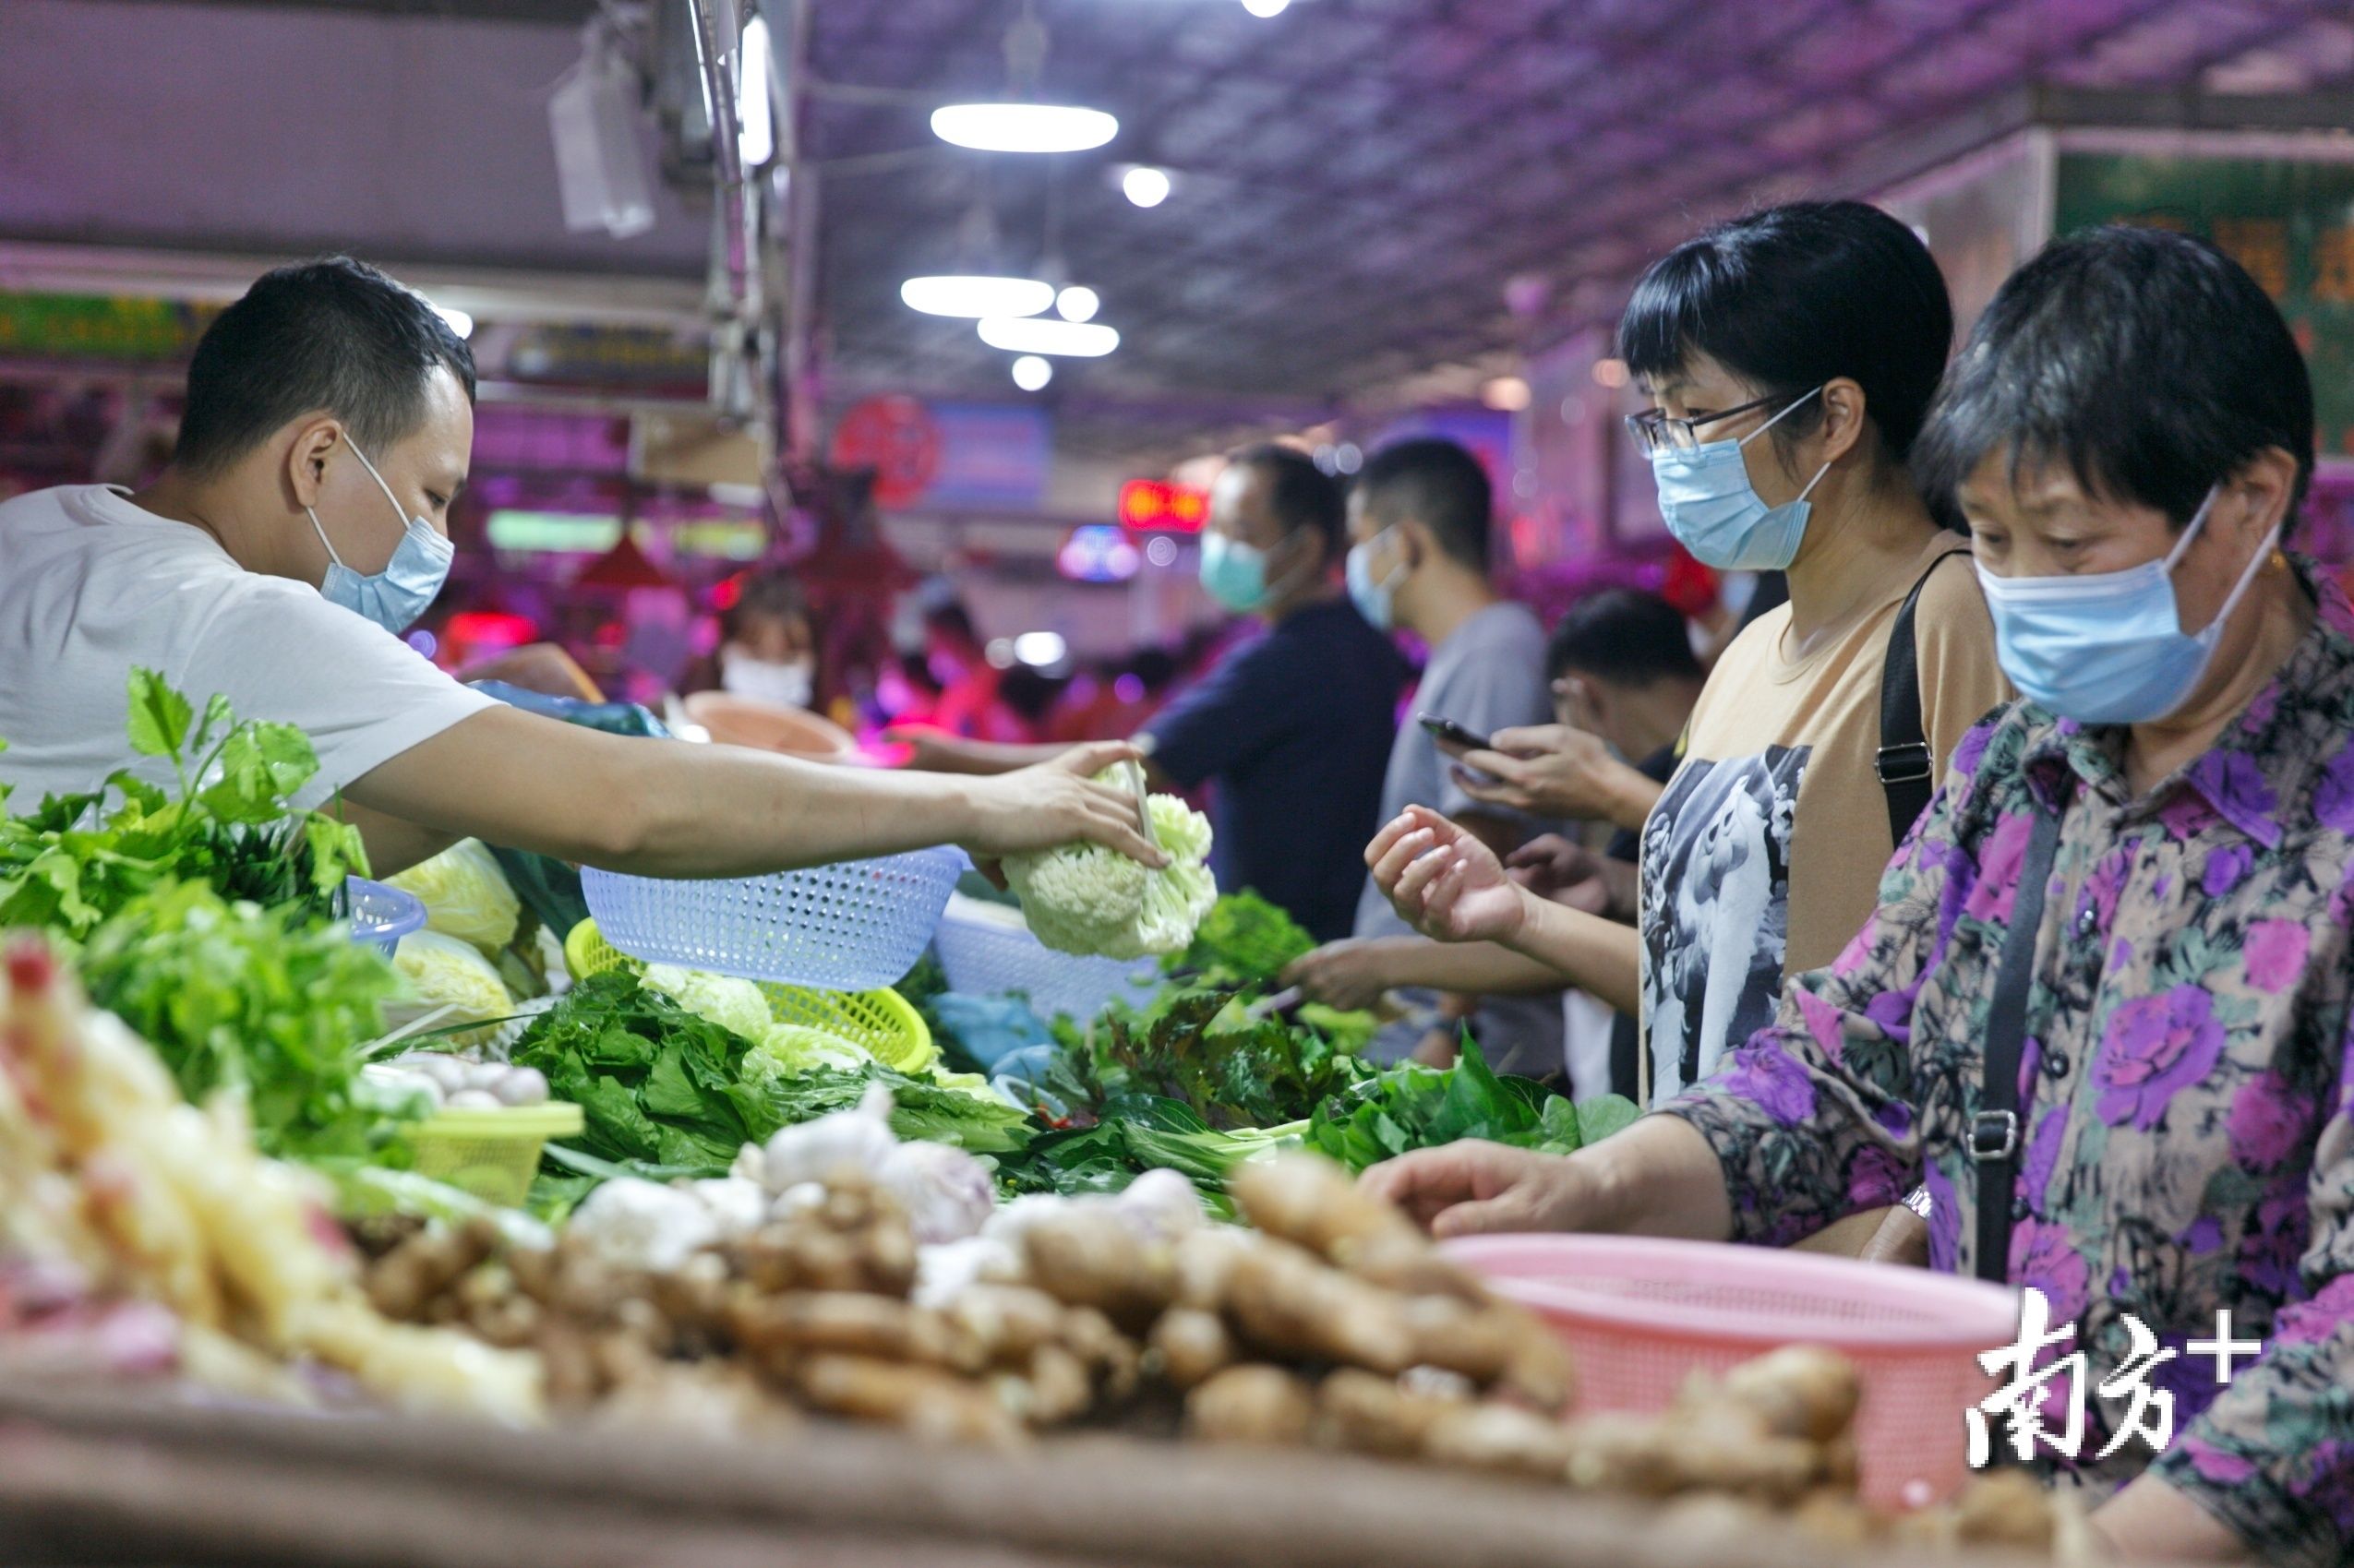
[1285,437,1563,1075]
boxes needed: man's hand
[1359,1141,1601,1238]
[1366,806,1533,945]
[960,741,1167,867]
[1282,938,1406,1013]
[1446,724,1662,832]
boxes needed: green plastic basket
[562,917,932,1066]
[412,1102,585,1208]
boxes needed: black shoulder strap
[1877,550,1970,846]
[1972,800,2065,1284]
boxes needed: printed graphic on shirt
[1639,745,1809,1101]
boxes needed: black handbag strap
[1877,551,1970,845]
[1972,799,2066,1284]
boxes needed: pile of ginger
[355,1153,2066,1556]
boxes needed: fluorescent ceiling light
[434,305,474,339]
[1055,285,1100,323]
[1011,354,1054,390]
[900,275,1054,318]
[1122,166,1172,208]
[931,102,1117,154]
[738,14,775,167]
[1013,630,1068,666]
[980,317,1118,357]
[1243,0,1291,16]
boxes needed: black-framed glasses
[1624,392,1790,458]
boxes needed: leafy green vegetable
[74,878,413,1163]
[0,668,366,940]
[1045,988,1370,1132]
[513,972,1034,1187]
[1000,1093,1298,1214]
[1168,891,1315,989]
[1302,1035,1642,1174]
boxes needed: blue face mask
[1976,486,2279,725]
[1648,388,1827,571]
[1346,527,1407,631]
[308,440,454,635]
[1199,532,1271,614]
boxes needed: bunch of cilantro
[2,671,408,1165]
[0,668,367,938]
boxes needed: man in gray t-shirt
[1285,437,1565,1077]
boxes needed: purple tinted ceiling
[805,0,2354,419]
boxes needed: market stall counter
[0,1375,2089,1568]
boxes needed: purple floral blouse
[1665,563,2354,1563]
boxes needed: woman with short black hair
[1431,201,2010,1143]
[1370,224,2351,1565]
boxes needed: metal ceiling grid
[803,0,2354,443]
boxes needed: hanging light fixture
[931,103,1116,154]
[902,276,1055,318]
[901,198,1052,318]
[979,317,1119,356]
[931,5,1116,154]
[1055,285,1100,323]
[1011,355,1054,391]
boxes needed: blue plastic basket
[344,877,426,958]
[582,847,964,991]
[932,893,1166,1023]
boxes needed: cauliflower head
[642,964,773,1043]
[1004,786,1216,960]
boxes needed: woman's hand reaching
[1365,805,1535,944]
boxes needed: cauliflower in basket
[1003,783,1216,960]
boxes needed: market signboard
[0,292,216,361]
[830,396,1051,513]
[2054,151,2354,461]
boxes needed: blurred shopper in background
[895,445,1403,941]
[918,600,1029,743]
[1410,203,2007,1156]
[1286,587,1704,1100]
[1287,437,1564,1076]
[685,569,818,708]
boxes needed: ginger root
[1185,1364,1318,1445]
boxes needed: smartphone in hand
[1417,712,1493,752]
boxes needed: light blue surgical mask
[1198,532,1271,614]
[1648,388,1827,571]
[1976,486,2279,725]
[307,440,454,635]
[1346,527,1407,631]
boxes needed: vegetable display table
[0,1377,2097,1568]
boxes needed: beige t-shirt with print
[1637,533,2011,1104]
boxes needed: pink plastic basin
[1444,1233,2021,1506]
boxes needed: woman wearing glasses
[1409,204,2007,1199]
